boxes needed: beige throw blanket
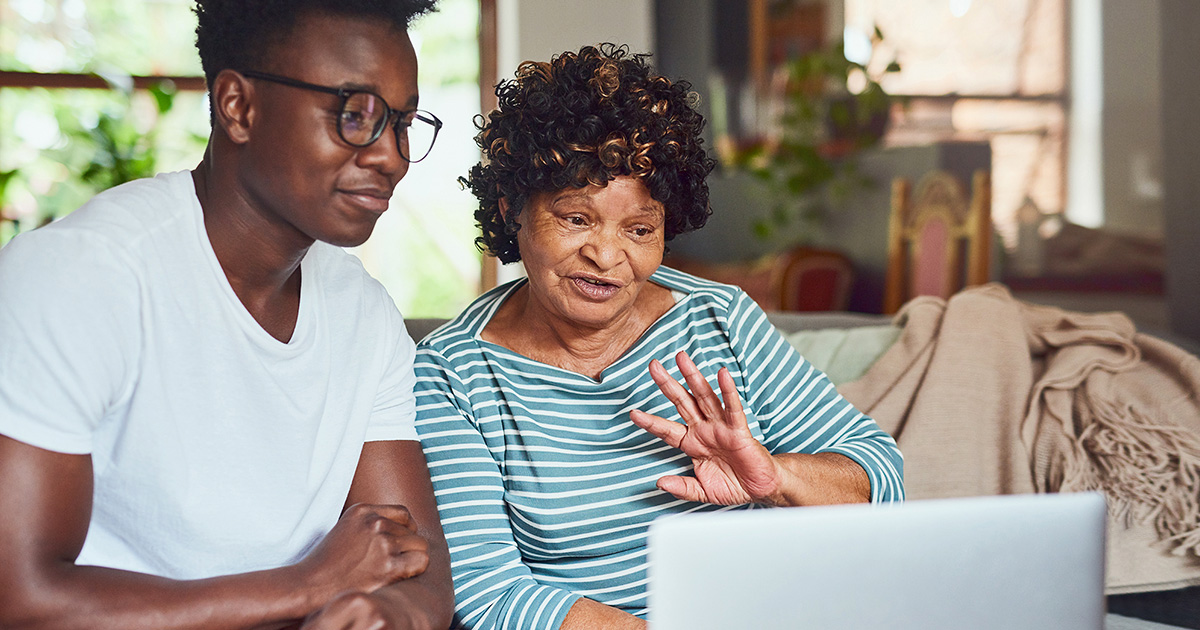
[840,283,1200,592]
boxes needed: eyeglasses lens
[338,93,437,163]
[340,92,384,146]
[403,112,437,163]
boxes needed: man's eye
[341,110,370,132]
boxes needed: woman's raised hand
[630,351,784,506]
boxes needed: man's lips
[340,188,393,214]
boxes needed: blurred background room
[1,0,1196,345]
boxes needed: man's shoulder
[305,243,408,343]
[307,242,390,301]
[20,171,195,251]
[1,172,198,284]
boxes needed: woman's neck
[482,281,675,381]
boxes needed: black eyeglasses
[240,70,443,163]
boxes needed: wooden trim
[0,70,207,91]
[749,0,768,91]
[478,0,498,114]
[883,177,910,314]
[890,92,1068,104]
[966,170,992,287]
[478,0,499,292]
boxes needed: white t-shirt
[0,171,418,580]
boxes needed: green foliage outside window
[0,0,202,75]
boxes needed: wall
[1160,0,1200,344]
[1099,0,1164,236]
[496,0,654,77]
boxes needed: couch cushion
[782,325,901,386]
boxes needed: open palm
[630,351,782,505]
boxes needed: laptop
[647,492,1107,630]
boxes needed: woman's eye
[632,227,653,237]
[566,216,587,226]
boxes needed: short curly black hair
[194,0,437,90]
[465,43,716,264]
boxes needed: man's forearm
[5,562,317,630]
[366,577,455,630]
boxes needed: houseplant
[732,26,901,246]
[65,79,181,192]
[0,169,19,247]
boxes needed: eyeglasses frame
[238,69,443,163]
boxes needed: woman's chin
[548,298,635,331]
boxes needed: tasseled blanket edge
[1056,388,1200,557]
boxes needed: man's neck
[192,156,310,343]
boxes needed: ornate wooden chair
[771,246,854,312]
[883,170,992,314]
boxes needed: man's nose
[358,122,409,181]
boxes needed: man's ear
[498,197,510,220]
[210,69,255,145]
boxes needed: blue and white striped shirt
[415,267,904,629]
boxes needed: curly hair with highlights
[465,43,717,264]
[194,0,436,90]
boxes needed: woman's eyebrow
[551,191,593,206]
[635,203,666,219]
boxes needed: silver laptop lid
[648,492,1106,630]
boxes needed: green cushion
[782,325,901,386]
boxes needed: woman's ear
[211,69,255,145]
[498,197,510,220]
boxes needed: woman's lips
[572,276,621,299]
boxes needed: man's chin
[319,223,378,249]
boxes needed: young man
[0,2,453,628]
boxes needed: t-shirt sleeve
[724,290,905,503]
[0,227,141,454]
[363,301,419,442]
[414,344,581,630]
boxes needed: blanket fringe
[1058,385,1200,556]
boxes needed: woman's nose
[580,229,624,269]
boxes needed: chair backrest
[771,246,854,312]
[883,169,991,314]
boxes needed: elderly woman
[415,44,903,630]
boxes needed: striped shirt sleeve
[414,345,581,630]
[724,290,905,502]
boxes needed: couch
[404,298,1200,630]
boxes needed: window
[845,0,1068,246]
[351,0,482,317]
[0,0,209,242]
